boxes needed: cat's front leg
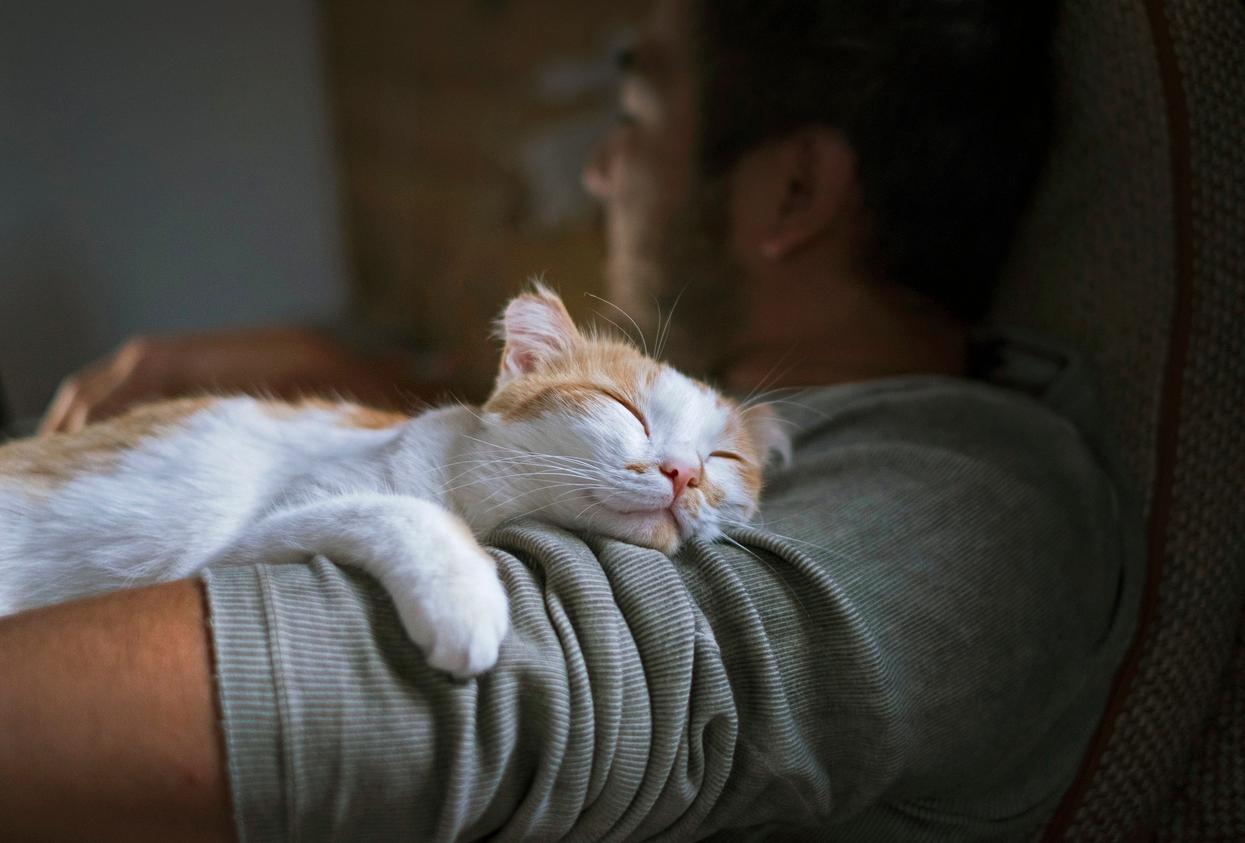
[210,494,509,678]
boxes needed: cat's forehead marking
[484,338,662,421]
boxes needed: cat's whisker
[738,349,800,408]
[450,463,605,490]
[443,470,607,498]
[454,435,603,470]
[585,292,649,355]
[592,311,643,350]
[439,452,565,472]
[448,398,487,424]
[718,518,843,561]
[653,282,688,361]
[438,453,601,477]
[716,533,813,621]
[738,385,810,409]
[574,499,610,521]
[740,393,833,421]
[441,451,606,474]
[390,384,431,415]
[651,297,665,362]
[719,503,825,530]
[570,485,635,520]
[506,490,597,522]
[445,450,607,485]
[483,483,604,517]
[468,474,605,497]
[539,486,608,512]
[443,470,605,495]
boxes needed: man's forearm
[0,580,233,842]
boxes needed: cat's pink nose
[660,459,701,500]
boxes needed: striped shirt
[204,334,1142,841]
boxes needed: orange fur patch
[260,398,408,429]
[484,337,661,422]
[342,405,409,429]
[718,403,766,499]
[0,397,214,488]
[680,495,702,518]
[640,518,681,554]
[258,398,331,420]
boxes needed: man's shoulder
[763,374,1124,573]
[780,375,1098,482]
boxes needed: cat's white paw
[393,553,510,680]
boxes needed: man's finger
[39,380,84,435]
[64,403,91,434]
[39,359,133,435]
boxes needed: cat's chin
[594,507,684,555]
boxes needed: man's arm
[0,386,1137,841]
[0,580,233,842]
[39,327,439,435]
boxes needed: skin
[39,327,436,435]
[4,0,971,837]
[582,0,968,390]
[0,581,231,842]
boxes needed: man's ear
[750,128,857,261]
[495,281,581,386]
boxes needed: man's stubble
[607,174,747,382]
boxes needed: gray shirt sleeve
[203,379,1142,842]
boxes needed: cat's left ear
[743,404,793,467]
[495,283,582,386]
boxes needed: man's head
[583,0,1056,376]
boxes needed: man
[1,0,1142,839]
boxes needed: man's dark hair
[693,1,1057,322]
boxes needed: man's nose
[582,131,617,199]
[660,458,702,500]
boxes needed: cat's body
[0,396,511,675]
[0,288,786,677]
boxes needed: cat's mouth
[582,493,696,554]
[594,497,686,534]
[606,504,678,524]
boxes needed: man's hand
[40,336,180,434]
[39,327,425,434]
[0,580,233,842]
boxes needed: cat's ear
[743,403,793,467]
[495,283,582,386]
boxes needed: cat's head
[474,284,790,554]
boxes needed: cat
[0,286,789,677]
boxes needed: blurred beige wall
[323,0,645,396]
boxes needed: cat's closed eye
[708,450,745,463]
[599,389,650,437]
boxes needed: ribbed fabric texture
[204,338,1143,842]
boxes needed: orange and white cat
[0,287,788,677]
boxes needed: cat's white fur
[0,289,786,677]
